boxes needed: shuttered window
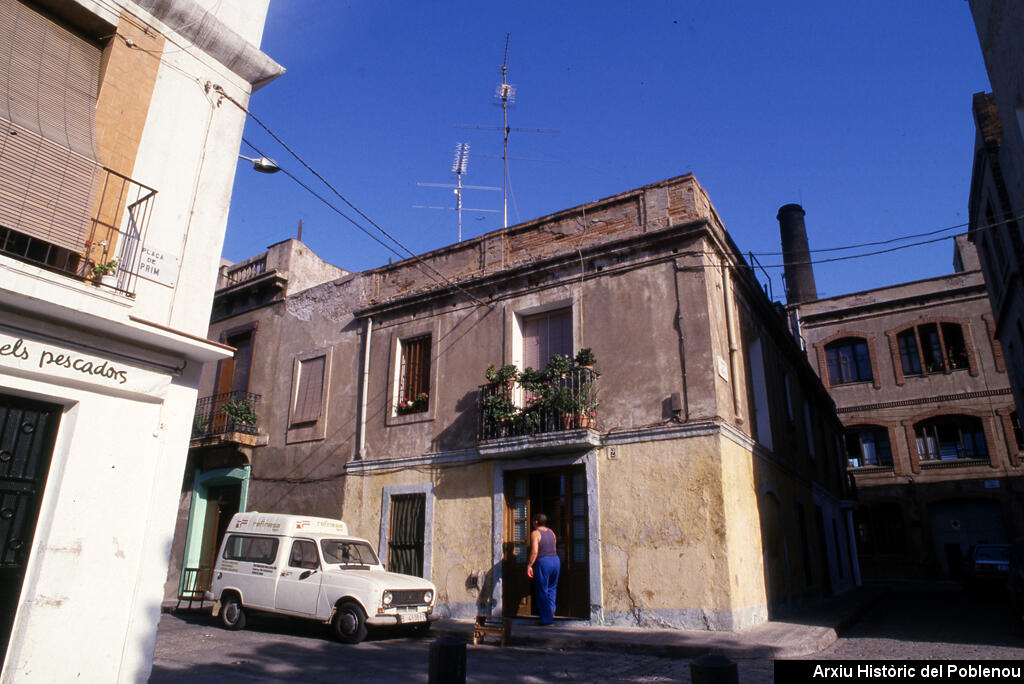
[292,355,325,425]
[0,0,102,254]
[399,336,430,409]
[522,308,572,370]
[388,494,425,577]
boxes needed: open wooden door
[502,465,589,619]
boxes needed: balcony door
[212,329,254,432]
[502,465,589,620]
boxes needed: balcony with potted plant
[478,349,600,456]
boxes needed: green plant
[574,347,596,367]
[483,392,517,424]
[546,354,573,377]
[220,397,258,425]
[485,363,519,385]
[92,258,118,277]
[192,413,209,436]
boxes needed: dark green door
[0,395,61,661]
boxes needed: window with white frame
[521,308,572,370]
[396,335,431,415]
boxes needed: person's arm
[526,529,540,578]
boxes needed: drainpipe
[721,261,742,419]
[357,316,373,459]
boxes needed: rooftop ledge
[477,428,601,458]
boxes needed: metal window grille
[399,336,430,408]
[388,494,425,577]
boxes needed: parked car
[962,543,1010,593]
[207,512,436,643]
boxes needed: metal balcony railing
[0,167,157,296]
[479,367,598,440]
[192,391,261,439]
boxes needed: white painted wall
[0,1,277,681]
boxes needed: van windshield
[321,540,379,566]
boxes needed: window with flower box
[397,335,430,415]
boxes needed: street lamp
[238,154,281,174]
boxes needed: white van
[207,512,436,643]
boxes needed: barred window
[398,336,431,414]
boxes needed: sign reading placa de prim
[0,332,170,396]
[137,246,178,288]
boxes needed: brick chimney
[777,203,818,305]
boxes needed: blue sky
[225,1,991,302]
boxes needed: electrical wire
[749,218,968,257]
[238,138,494,310]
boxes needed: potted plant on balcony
[574,347,596,370]
[92,258,118,288]
[220,396,258,427]
[485,363,519,391]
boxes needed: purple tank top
[537,528,556,558]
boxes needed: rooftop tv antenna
[414,142,500,242]
[455,34,559,229]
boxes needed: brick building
[786,209,1021,581]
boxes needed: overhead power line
[216,86,494,310]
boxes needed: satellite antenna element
[453,142,469,241]
[415,142,500,241]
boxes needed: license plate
[399,612,426,623]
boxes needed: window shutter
[0,0,102,253]
[293,356,325,424]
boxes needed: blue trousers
[534,555,560,624]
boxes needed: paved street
[150,583,1024,683]
[806,582,1024,661]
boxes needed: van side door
[275,538,322,615]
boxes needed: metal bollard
[690,654,738,684]
[428,635,466,684]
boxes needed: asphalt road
[150,583,1024,683]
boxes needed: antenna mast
[496,33,515,229]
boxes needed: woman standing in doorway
[526,513,560,625]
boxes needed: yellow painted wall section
[342,461,494,609]
[598,436,733,614]
[718,436,768,611]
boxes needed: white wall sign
[984,479,1000,489]
[137,246,178,287]
[0,332,171,396]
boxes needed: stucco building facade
[789,231,1022,581]
[171,174,858,632]
[0,1,280,681]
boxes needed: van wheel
[220,594,246,630]
[332,601,367,643]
